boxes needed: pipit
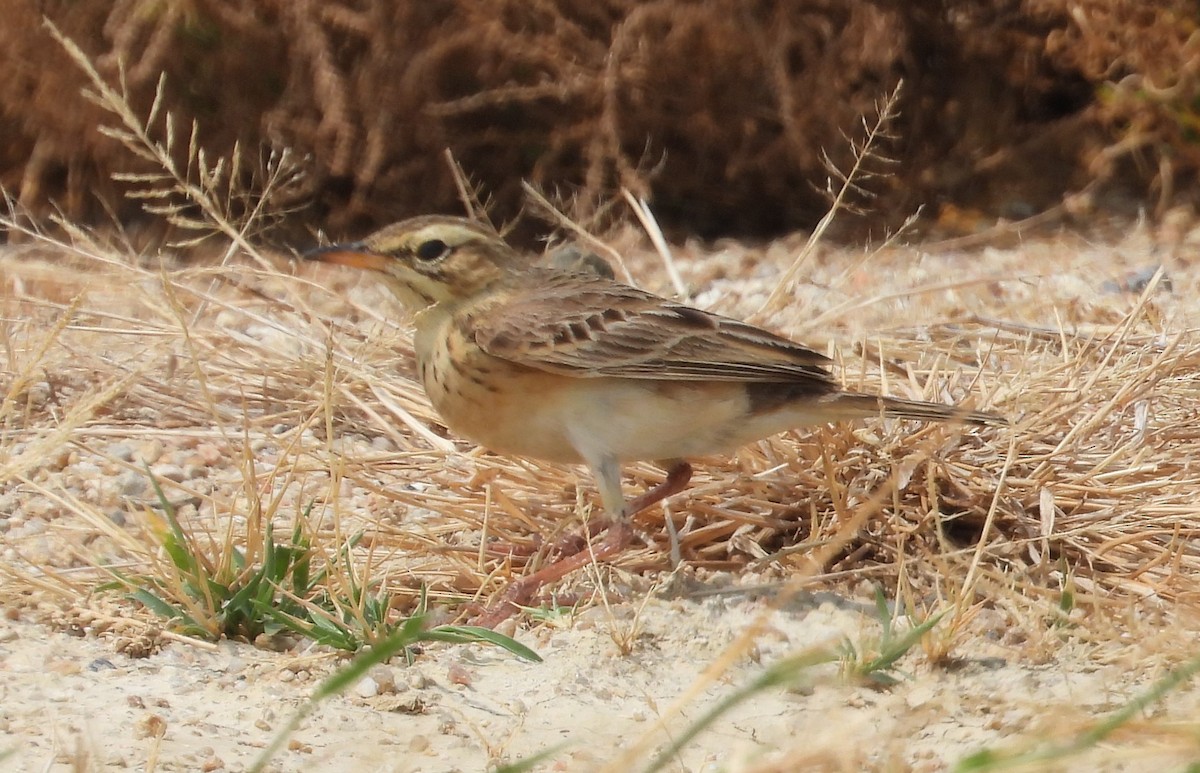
[308,215,1005,624]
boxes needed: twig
[754,80,905,320]
[622,189,687,298]
[521,181,636,283]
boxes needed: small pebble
[1100,265,1172,294]
[150,464,185,483]
[195,443,223,465]
[106,443,137,462]
[447,663,472,687]
[136,440,164,465]
[117,470,147,496]
[368,665,396,694]
[371,435,396,451]
[355,676,381,698]
[74,461,102,478]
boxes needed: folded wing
[472,271,836,390]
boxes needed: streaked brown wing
[471,270,836,387]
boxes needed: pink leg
[553,460,693,553]
[472,522,635,628]
[472,461,693,628]
[622,461,692,517]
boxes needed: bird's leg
[542,458,691,554]
[482,458,621,562]
[472,520,635,628]
[545,459,693,556]
[526,459,694,560]
[622,459,692,517]
[472,459,691,628]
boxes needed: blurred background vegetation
[3,0,1197,244]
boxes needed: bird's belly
[563,379,769,462]
[420,341,786,463]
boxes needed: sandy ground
[3,586,1197,772]
[4,216,1200,771]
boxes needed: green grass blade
[142,463,198,573]
[859,611,945,678]
[128,588,188,623]
[289,521,312,594]
[259,605,356,651]
[128,588,210,638]
[314,615,429,702]
[641,646,838,773]
[493,742,571,772]
[955,651,1200,771]
[423,625,542,663]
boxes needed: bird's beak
[304,241,390,272]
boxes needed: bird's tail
[823,392,1007,427]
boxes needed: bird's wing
[471,271,836,386]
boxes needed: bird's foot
[471,521,634,628]
[484,518,610,562]
[470,462,692,628]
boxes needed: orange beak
[304,242,391,272]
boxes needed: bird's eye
[415,239,450,261]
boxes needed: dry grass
[2,197,1196,641]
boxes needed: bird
[306,215,1006,625]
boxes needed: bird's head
[306,216,522,310]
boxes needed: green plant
[107,468,539,665]
[254,530,393,652]
[250,611,540,773]
[840,586,946,688]
[101,467,307,640]
[1048,558,1077,629]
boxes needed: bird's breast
[414,309,586,462]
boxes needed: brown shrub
[0,0,1196,241]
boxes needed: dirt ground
[2,583,1197,772]
[3,216,1200,772]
